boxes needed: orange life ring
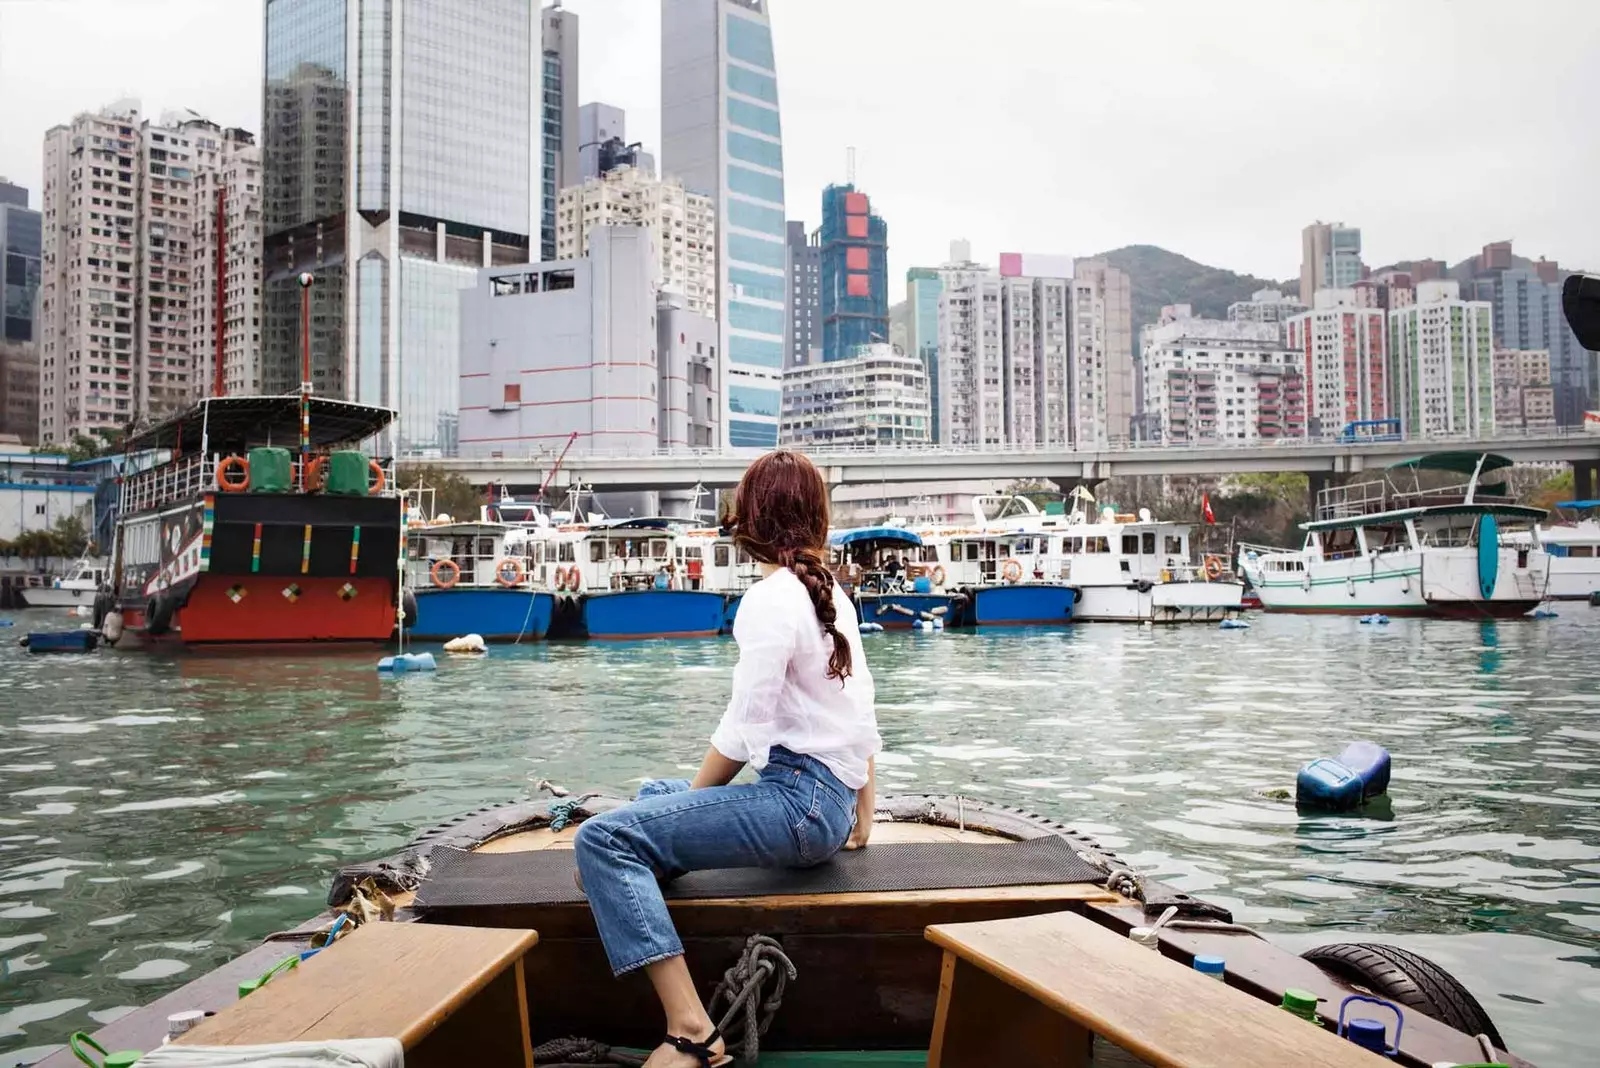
[303,456,328,492]
[931,565,947,587]
[565,565,583,591]
[1204,555,1224,580]
[367,460,386,494]
[217,456,250,493]
[495,558,525,587]
[431,559,461,589]
[1001,558,1023,583]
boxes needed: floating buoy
[858,622,884,634]
[0,620,13,628]
[378,652,437,673]
[442,633,487,653]
[103,611,124,645]
[1219,618,1250,630]
[912,618,943,632]
[1358,614,1391,625]
[1296,741,1391,811]
[1528,607,1558,619]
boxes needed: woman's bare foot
[642,1024,727,1067]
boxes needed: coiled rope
[533,933,795,1067]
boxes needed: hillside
[1091,244,1295,357]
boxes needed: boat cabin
[408,522,543,591]
[560,518,694,592]
[829,527,929,592]
[675,529,761,594]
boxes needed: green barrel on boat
[325,450,372,496]
[247,447,293,494]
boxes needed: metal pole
[298,273,315,473]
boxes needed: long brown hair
[728,450,851,680]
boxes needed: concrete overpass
[435,430,1600,499]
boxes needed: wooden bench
[925,912,1385,1068]
[176,922,537,1068]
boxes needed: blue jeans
[574,747,856,975]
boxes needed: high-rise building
[1226,288,1306,328]
[555,166,715,318]
[1388,280,1494,438]
[1355,268,1415,312]
[188,122,263,397]
[818,183,887,362]
[456,226,718,456]
[261,0,576,456]
[1493,348,1555,432]
[938,279,1003,447]
[906,243,992,443]
[1299,221,1364,304]
[937,275,1071,448]
[1068,258,1135,446]
[0,179,42,442]
[1138,310,1305,443]
[1284,289,1388,437]
[577,102,655,181]
[39,102,200,444]
[784,220,819,369]
[662,0,787,448]
[780,343,929,448]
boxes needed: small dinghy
[43,795,1519,1068]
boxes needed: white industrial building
[779,343,930,448]
[555,166,715,319]
[457,226,719,458]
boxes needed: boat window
[477,537,495,557]
[1165,535,1183,555]
[685,546,702,560]
[591,541,606,563]
[737,546,751,564]
[559,542,574,562]
[532,543,544,563]
[1571,545,1595,558]
[919,545,939,563]
[1321,528,1360,559]
[715,544,732,567]
[1142,532,1155,555]
[1121,534,1139,555]
[650,539,668,559]
[1363,525,1407,553]
[1120,560,1131,573]
[965,542,979,562]
[1090,537,1109,553]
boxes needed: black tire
[145,595,175,636]
[92,591,115,630]
[1301,942,1504,1049]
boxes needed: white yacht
[17,557,111,609]
[1507,500,1600,601]
[1238,452,1550,617]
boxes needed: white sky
[1,0,1595,288]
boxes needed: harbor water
[2,611,1599,1066]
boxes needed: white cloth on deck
[135,1038,403,1068]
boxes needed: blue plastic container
[1296,741,1392,811]
[377,651,437,673]
[1219,618,1250,630]
[25,630,99,654]
[1339,994,1403,1058]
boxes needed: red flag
[1201,491,1216,525]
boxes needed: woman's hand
[843,818,872,850]
[844,755,876,849]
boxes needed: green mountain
[1091,244,1295,357]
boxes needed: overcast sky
[2,0,1595,289]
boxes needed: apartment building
[1388,280,1495,437]
[937,279,1004,446]
[906,243,993,442]
[1138,310,1305,443]
[39,102,199,444]
[1492,348,1555,432]
[1226,288,1305,328]
[1299,221,1364,304]
[779,342,929,448]
[555,166,715,318]
[188,123,263,396]
[1284,289,1388,437]
[1067,259,1134,447]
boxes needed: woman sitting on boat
[575,450,880,1068]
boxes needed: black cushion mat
[413,835,1107,912]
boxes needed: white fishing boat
[1238,452,1550,617]
[16,556,111,609]
[1505,499,1600,601]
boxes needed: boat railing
[1390,482,1517,510]
[119,452,399,514]
[1314,479,1389,520]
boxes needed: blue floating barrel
[1339,740,1391,800]
[377,651,437,673]
[24,630,99,654]
[1297,741,1391,811]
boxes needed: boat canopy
[123,395,397,455]
[1303,502,1546,532]
[1555,500,1600,510]
[1385,452,1515,476]
[830,526,923,548]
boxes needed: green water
[2,611,1599,1066]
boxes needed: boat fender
[92,590,115,629]
[1529,606,1557,619]
[102,610,124,645]
[1300,942,1505,1050]
[1359,613,1391,625]
[145,594,175,636]
[1218,618,1250,630]
[401,589,419,624]
[1136,578,1153,593]
[858,621,884,634]
[442,633,487,653]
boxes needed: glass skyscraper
[261,0,576,455]
[818,183,887,363]
[662,0,786,448]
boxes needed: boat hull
[969,583,1077,626]
[1245,547,1547,617]
[1073,581,1244,623]
[856,592,960,629]
[123,573,399,644]
[1545,557,1600,600]
[16,586,99,608]
[410,588,554,642]
[580,589,726,640]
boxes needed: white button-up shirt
[709,568,881,789]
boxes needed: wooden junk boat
[105,396,402,646]
[46,795,1528,1068]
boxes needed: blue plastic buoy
[1296,741,1392,811]
[0,619,13,627]
[1219,618,1250,630]
[858,622,884,634]
[1529,607,1558,619]
[1359,614,1391,625]
[378,651,436,673]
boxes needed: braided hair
[727,451,852,680]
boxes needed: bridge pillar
[1573,461,1599,503]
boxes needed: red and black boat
[109,396,402,646]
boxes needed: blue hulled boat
[830,526,962,630]
[582,589,727,640]
[547,519,730,640]
[969,582,1079,626]
[406,522,554,642]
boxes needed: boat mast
[298,273,315,473]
